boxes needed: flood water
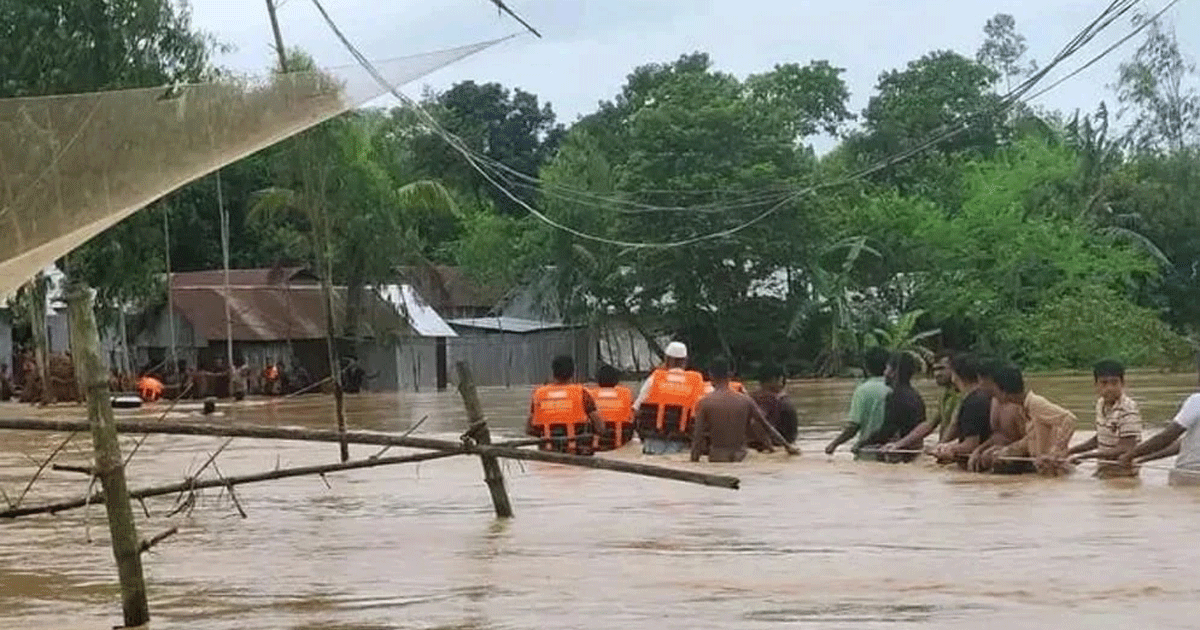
[1,370,1198,630]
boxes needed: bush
[1000,284,1191,370]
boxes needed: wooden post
[454,361,513,518]
[65,280,149,628]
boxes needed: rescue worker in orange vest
[632,341,705,455]
[138,374,164,403]
[590,364,635,451]
[528,355,608,456]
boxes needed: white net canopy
[0,36,508,298]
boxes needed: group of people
[826,348,1200,483]
[526,341,800,461]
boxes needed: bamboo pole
[1,450,461,519]
[0,418,740,489]
[65,281,149,628]
[454,361,513,518]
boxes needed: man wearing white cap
[632,341,705,454]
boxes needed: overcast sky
[189,0,1199,151]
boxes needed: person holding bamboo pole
[1067,359,1142,478]
[1119,354,1200,486]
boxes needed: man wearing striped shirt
[1067,360,1142,477]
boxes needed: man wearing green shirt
[825,347,891,459]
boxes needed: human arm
[827,385,867,455]
[825,424,859,455]
[776,398,800,444]
[1137,436,1181,464]
[581,390,606,435]
[690,403,710,462]
[525,399,538,437]
[1120,424,1186,466]
[1068,435,1098,457]
[747,397,795,455]
[631,376,653,413]
[892,420,936,452]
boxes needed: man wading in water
[690,357,776,463]
[986,363,1077,476]
[1119,353,1200,486]
[825,347,891,459]
[862,352,926,462]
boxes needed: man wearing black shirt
[931,353,992,466]
[864,352,926,461]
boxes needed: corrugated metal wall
[446,328,596,388]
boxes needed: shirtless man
[987,363,1076,476]
[691,357,792,462]
[967,359,1026,473]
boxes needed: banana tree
[869,308,941,370]
[788,236,881,376]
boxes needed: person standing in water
[1119,354,1200,486]
[863,352,927,461]
[987,363,1077,476]
[749,363,799,445]
[632,341,705,455]
[528,355,607,455]
[590,364,635,450]
[885,353,959,454]
[824,347,891,459]
[691,357,776,463]
[1067,359,1142,477]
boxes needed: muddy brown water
[1,371,1198,630]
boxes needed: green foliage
[14,6,1200,377]
[1001,284,1191,369]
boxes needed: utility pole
[265,0,289,72]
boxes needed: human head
[932,352,952,388]
[863,347,889,378]
[597,364,620,388]
[1093,359,1126,405]
[708,356,731,384]
[948,353,979,392]
[975,356,1002,397]
[886,352,918,387]
[551,355,575,382]
[758,362,785,393]
[992,363,1025,403]
[664,341,688,369]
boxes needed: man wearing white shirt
[632,341,704,455]
[1120,355,1200,485]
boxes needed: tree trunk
[65,281,149,628]
[28,274,52,406]
[455,361,513,518]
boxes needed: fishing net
[0,36,510,298]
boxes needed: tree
[1115,13,1200,153]
[976,13,1037,93]
[407,81,565,216]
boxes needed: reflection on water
[0,371,1197,630]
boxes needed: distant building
[396,265,508,320]
[447,316,597,387]
[131,267,419,389]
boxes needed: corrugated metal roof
[171,267,317,287]
[447,316,572,334]
[170,284,406,342]
[379,284,458,338]
[397,265,508,311]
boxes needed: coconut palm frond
[1101,225,1172,267]
[396,180,459,216]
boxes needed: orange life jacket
[636,368,705,441]
[589,386,634,450]
[702,380,745,395]
[530,383,595,456]
[138,376,163,403]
